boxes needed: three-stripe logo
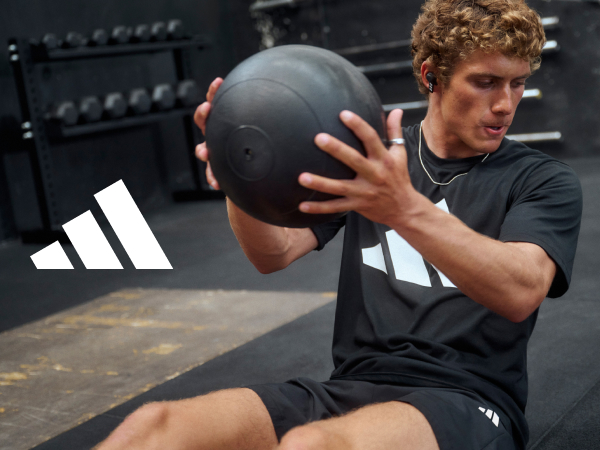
[479,407,500,427]
[30,180,172,270]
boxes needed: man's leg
[277,401,439,450]
[95,388,278,450]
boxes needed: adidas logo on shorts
[479,407,500,427]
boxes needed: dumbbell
[150,22,167,41]
[176,80,201,107]
[104,92,127,119]
[132,24,151,43]
[167,20,184,40]
[89,29,108,46]
[64,32,86,48]
[110,26,132,44]
[41,33,58,51]
[49,101,79,126]
[152,84,175,110]
[79,96,103,123]
[128,88,152,115]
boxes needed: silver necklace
[418,121,489,186]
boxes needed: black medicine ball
[205,45,386,228]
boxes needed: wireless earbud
[426,72,437,93]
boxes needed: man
[97,1,582,449]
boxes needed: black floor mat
[530,376,600,450]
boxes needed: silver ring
[388,138,405,146]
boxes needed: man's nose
[491,85,514,115]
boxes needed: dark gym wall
[1,0,599,244]
[0,0,239,243]
[241,0,600,157]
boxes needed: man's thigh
[280,400,439,450]
[96,388,278,450]
[248,378,516,450]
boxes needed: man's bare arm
[226,198,318,274]
[392,199,556,323]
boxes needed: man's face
[439,50,531,155]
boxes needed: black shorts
[246,377,517,450]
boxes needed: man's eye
[477,81,493,88]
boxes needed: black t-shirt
[311,123,583,450]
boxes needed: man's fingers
[298,172,352,197]
[195,142,208,162]
[314,133,367,175]
[339,110,387,158]
[194,102,211,134]
[299,197,350,215]
[386,109,405,146]
[195,76,224,190]
[206,77,223,103]
[193,78,223,134]
[205,162,220,190]
[195,143,220,189]
[297,170,361,214]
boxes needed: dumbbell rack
[7,31,210,234]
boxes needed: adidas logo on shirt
[479,407,500,427]
[361,198,457,288]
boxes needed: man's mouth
[483,125,505,136]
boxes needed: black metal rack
[43,107,197,139]
[29,36,208,62]
[7,29,210,235]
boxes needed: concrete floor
[0,288,334,450]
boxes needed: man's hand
[194,77,224,190]
[298,109,422,229]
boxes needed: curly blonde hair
[411,0,546,95]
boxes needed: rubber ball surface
[206,45,386,228]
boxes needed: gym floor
[1,155,599,450]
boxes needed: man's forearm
[394,196,556,322]
[227,199,318,274]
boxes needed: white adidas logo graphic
[361,198,456,288]
[30,179,172,270]
[479,407,500,427]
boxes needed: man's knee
[278,425,332,450]
[125,402,169,429]
[99,402,170,447]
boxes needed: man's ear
[420,61,438,94]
